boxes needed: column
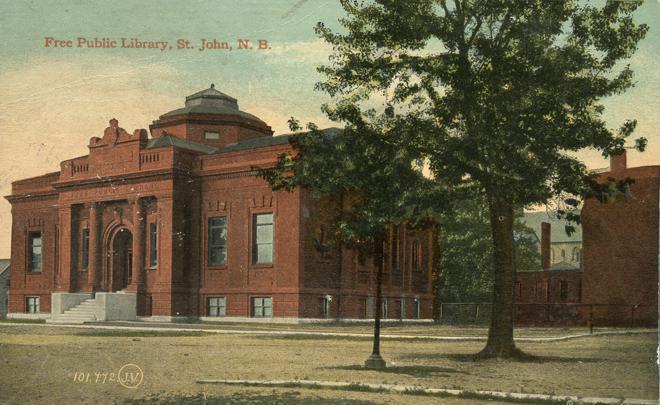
[87,203,100,290]
[126,198,145,292]
[56,204,73,291]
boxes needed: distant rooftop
[0,259,9,275]
[521,211,582,243]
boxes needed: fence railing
[437,302,657,326]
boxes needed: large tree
[259,119,440,368]
[311,0,648,357]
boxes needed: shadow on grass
[400,352,604,363]
[327,364,468,378]
[127,392,375,404]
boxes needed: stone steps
[47,298,98,324]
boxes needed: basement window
[205,131,220,140]
[207,297,226,317]
[252,297,273,318]
[26,296,40,314]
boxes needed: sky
[0,0,658,257]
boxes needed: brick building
[581,151,659,326]
[514,151,658,326]
[5,86,434,323]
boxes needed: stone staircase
[47,298,98,324]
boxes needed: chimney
[610,150,627,173]
[541,222,551,270]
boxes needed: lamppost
[365,239,386,369]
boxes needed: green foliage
[314,0,648,206]
[438,198,540,303]
[257,118,440,248]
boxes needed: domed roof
[159,84,265,123]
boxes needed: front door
[110,228,133,291]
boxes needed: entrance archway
[108,227,133,291]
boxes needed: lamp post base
[364,354,387,369]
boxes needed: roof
[521,211,582,243]
[549,260,581,271]
[218,127,343,154]
[159,84,265,123]
[0,259,10,276]
[146,135,219,154]
[220,134,292,153]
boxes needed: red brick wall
[582,165,659,326]
[6,114,435,320]
[7,196,59,314]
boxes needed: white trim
[7,312,51,320]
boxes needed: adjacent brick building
[581,151,659,326]
[515,151,658,326]
[5,86,434,322]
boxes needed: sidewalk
[197,378,659,405]
[0,320,654,342]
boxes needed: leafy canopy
[314,0,648,206]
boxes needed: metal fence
[437,302,657,326]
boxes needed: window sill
[207,265,227,270]
[147,266,158,271]
[250,263,274,270]
[27,272,42,275]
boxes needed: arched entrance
[106,227,133,292]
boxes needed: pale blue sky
[0,0,658,256]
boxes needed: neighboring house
[4,86,434,322]
[515,151,659,327]
[0,259,9,318]
[520,211,582,271]
[581,151,659,326]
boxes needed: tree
[259,118,439,368]
[437,197,540,306]
[312,0,648,357]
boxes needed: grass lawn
[0,324,656,404]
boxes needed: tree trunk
[479,195,521,358]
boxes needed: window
[322,296,330,319]
[365,296,374,318]
[26,297,40,314]
[29,233,42,272]
[208,217,227,266]
[400,298,406,319]
[252,213,273,264]
[357,249,366,271]
[578,280,582,301]
[381,298,388,319]
[205,131,220,140]
[391,226,399,271]
[81,228,90,270]
[413,299,420,319]
[252,297,273,317]
[207,297,226,317]
[411,240,420,271]
[560,280,568,301]
[149,223,158,267]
